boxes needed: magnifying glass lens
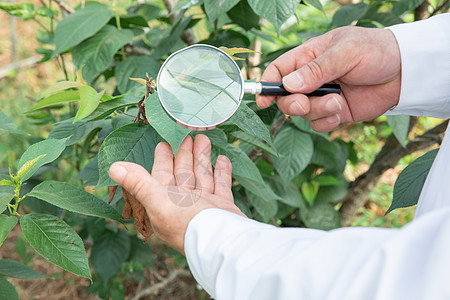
[157,45,243,128]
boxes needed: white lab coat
[184,13,450,300]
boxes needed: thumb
[109,162,163,210]
[282,49,341,94]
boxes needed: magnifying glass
[156,44,340,130]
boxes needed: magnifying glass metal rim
[156,44,244,129]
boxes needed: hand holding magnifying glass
[156,44,340,131]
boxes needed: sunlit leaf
[73,86,104,123]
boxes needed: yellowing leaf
[17,154,46,180]
[129,77,147,86]
[76,67,86,85]
[219,46,261,61]
[0,179,12,186]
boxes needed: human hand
[108,134,245,255]
[257,26,401,132]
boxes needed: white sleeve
[185,208,450,299]
[385,13,450,118]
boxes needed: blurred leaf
[77,156,99,187]
[301,181,319,206]
[97,123,163,187]
[205,0,239,22]
[300,202,341,230]
[153,15,193,58]
[145,93,191,155]
[387,115,410,147]
[73,86,104,123]
[54,3,113,54]
[116,57,161,93]
[0,215,17,247]
[73,25,134,82]
[266,175,304,208]
[30,91,80,111]
[303,0,324,12]
[332,3,368,27]
[0,186,14,214]
[392,0,425,16]
[129,236,154,268]
[40,81,82,99]
[369,12,403,27]
[131,3,163,21]
[0,259,50,279]
[290,116,329,140]
[315,184,348,203]
[20,213,91,279]
[91,229,130,282]
[109,14,149,27]
[233,190,252,217]
[28,181,122,221]
[18,138,67,182]
[0,110,27,135]
[0,277,18,300]
[247,189,277,222]
[387,149,438,214]
[248,0,299,34]
[227,0,260,30]
[172,0,203,12]
[311,138,347,171]
[272,126,314,185]
[313,174,345,186]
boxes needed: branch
[430,0,450,16]
[130,269,192,300]
[339,119,448,226]
[53,0,74,14]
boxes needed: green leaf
[73,86,104,123]
[17,154,46,180]
[387,115,410,147]
[300,202,341,230]
[369,12,403,27]
[153,15,193,58]
[0,277,18,300]
[311,138,347,171]
[90,229,130,282]
[30,90,80,111]
[28,181,122,221]
[248,0,299,34]
[73,25,134,82]
[18,138,67,182]
[0,215,17,247]
[392,0,425,16]
[77,156,99,187]
[303,0,324,12]
[172,0,203,12]
[265,175,304,208]
[145,93,191,155]
[227,0,260,30]
[301,181,319,206]
[20,213,91,279]
[387,149,438,214]
[53,3,114,54]
[0,110,27,135]
[332,3,368,27]
[315,184,348,204]
[229,102,273,146]
[49,119,100,146]
[132,3,164,21]
[0,259,50,279]
[229,130,279,157]
[205,0,239,22]
[0,185,14,214]
[291,116,329,140]
[272,126,313,185]
[97,123,163,187]
[115,56,161,93]
[87,86,144,121]
[313,174,345,186]
[247,189,277,222]
[40,81,82,99]
[109,14,149,28]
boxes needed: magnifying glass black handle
[260,82,341,96]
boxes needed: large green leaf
[265,175,304,208]
[97,123,163,187]
[40,81,82,99]
[227,0,260,30]
[18,138,67,182]
[303,0,324,12]
[48,119,99,146]
[229,130,279,157]
[229,102,272,146]
[73,25,134,82]
[300,202,341,230]
[0,259,50,279]
[28,181,122,221]
[204,0,239,22]
[386,115,410,147]
[246,189,277,222]
[248,0,299,34]
[90,229,130,282]
[0,186,14,214]
[0,215,17,247]
[29,91,80,111]
[145,93,191,155]
[73,86,104,123]
[311,138,347,171]
[53,3,113,54]
[0,277,18,300]
[387,149,438,214]
[0,110,27,135]
[392,0,425,16]
[332,3,368,27]
[272,126,314,185]
[20,213,91,279]
[115,56,161,93]
[153,15,192,58]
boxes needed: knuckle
[304,60,324,83]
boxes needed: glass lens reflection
[158,45,243,127]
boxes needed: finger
[310,114,341,133]
[109,162,164,211]
[300,94,343,120]
[174,135,195,189]
[275,93,311,116]
[151,142,175,185]
[193,134,214,194]
[257,63,282,109]
[213,155,233,199]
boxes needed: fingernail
[325,97,342,113]
[109,164,127,184]
[283,71,304,91]
[289,101,306,115]
[326,114,340,124]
